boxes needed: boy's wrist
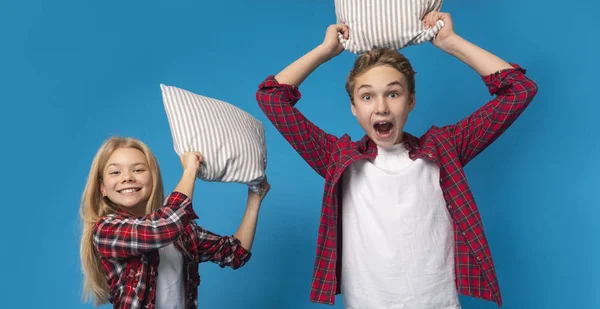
[437,34,465,56]
[314,44,335,64]
[246,194,262,209]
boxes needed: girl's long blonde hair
[79,137,165,305]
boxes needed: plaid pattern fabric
[93,192,252,309]
[255,63,538,306]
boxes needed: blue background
[0,0,598,308]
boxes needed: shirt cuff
[232,237,252,262]
[482,63,527,95]
[258,75,302,100]
[165,191,199,220]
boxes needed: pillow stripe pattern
[335,0,444,54]
[160,84,267,187]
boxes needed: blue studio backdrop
[0,0,597,308]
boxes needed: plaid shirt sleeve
[444,64,539,165]
[184,222,251,269]
[93,192,198,259]
[256,75,339,178]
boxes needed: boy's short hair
[345,48,416,103]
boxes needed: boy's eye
[389,92,398,98]
[362,95,372,101]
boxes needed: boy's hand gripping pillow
[335,0,444,54]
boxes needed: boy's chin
[370,134,398,148]
[374,141,395,148]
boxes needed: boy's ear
[350,101,357,116]
[408,94,416,112]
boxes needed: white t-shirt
[340,142,460,309]
[155,243,185,309]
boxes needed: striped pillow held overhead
[335,0,444,54]
[160,84,267,193]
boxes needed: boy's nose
[375,100,390,114]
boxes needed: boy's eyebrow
[387,81,405,88]
[356,81,404,91]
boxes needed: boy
[256,12,537,309]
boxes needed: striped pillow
[160,84,267,193]
[334,0,444,54]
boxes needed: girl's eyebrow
[106,162,147,168]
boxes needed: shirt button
[428,153,433,157]
[462,232,466,236]
[477,256,481,261]
[447,205,452,209]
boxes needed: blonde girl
[79,137,269,309]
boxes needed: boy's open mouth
[374,121,394,138]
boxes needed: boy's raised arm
[274,25,349,87]
[256,25,349,178]
[423,12,538,165]
[424,12,513,76]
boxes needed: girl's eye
[134,169,144,173]
[109,171,119,175]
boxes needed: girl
[79,137,270,309]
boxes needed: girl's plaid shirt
[93,192,251,309]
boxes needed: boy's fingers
[423,12,434,27]
[429,12,438,25]
[343,25,350,39]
